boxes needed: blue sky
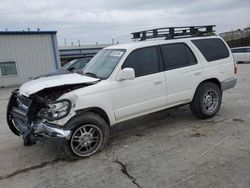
[0,0,249,46]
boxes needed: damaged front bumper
[32,120,71,139]
[7,90,71,146]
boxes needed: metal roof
[0,31,57,35]
[59,44,111,50]
[59,44,109,60]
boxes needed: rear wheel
[62,112,109,160]
[190,82,222,119]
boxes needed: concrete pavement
[0,64,249,188]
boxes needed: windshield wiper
[84,72,100,79]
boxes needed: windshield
[83,49,125,79]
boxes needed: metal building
[59,44,110,64]
[0,31,60,87]
[219,27,250,48]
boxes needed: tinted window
[192,38,229,62]
[232,48,248,53]
[231,49,238,53]
[161,43,197,70]
[185,45,197,65]
[70,61,82,69]
[122,47,159,77]
[74,59,89,69]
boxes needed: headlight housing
[38,99,71,121]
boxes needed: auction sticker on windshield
[110,50,124,57]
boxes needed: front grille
[16,95,32,113]
[9,92,37,124]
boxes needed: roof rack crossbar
[131,25,216,41]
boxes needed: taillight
[234,62,237,74]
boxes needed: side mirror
[118,68,135,81]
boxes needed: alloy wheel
[70,124,103,157]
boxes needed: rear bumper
[221,78,237,91]
[7,90,71,146]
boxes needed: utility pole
[64,38,67,46]
[112,38,114,44]
[78,40,81,47]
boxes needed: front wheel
[190,82,222,119]
[62,112,109,160]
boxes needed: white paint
[19,73,99,97]
[18,36,237,126]
[232,47,250,63]
[117,68,135,81]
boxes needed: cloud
[0,0,249,45]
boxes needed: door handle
[154,81,162,85]
[194,72,201,76]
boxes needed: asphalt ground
[0,64,249,188]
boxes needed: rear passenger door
[112,46,167,121]
[161,43,201,106]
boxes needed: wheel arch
[75,107,110,126]
[192,78,222,100]
[199,78,221,90]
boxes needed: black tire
[190,82,222,119]
[6,94,20,136]
[7,115,20,136]
[62,112,109,160]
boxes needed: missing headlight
[38,99,71,121]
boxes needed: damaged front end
[6,83,95,146]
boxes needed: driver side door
[111,46,167,122]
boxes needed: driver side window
[122,46,160,77]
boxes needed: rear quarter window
[192,38,230,62]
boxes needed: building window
[0,61,18,76]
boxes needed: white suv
[7,26,237,160]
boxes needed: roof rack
[131,25,216,41]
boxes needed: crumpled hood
[19,73,99,97]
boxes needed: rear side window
[192,38,229,62]
[122,46,160,77]
[161,43,197,70]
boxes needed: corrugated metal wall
[0,34,60,87]
[219,27,250,48]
